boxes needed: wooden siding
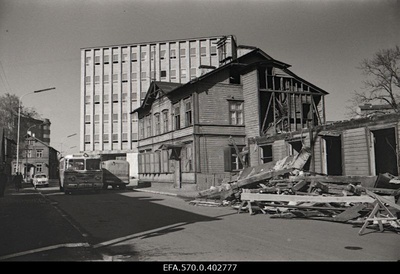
[313,136,322,174]
[242,70,260,138]
[198,135,245,174]
[197,83,243,125]
[342,128,369,176]
[272,140,286,161]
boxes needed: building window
[141,71,147,81]
[160,70,167,79]
[146,115,152,137]
[154,113,161,135]
[210,46,217,56]
[85,115,90,123]
[131,92,137,101]
[122,53,128,63]
[26,149,32,158]
[36,163,43,173]
[85,56,91,65]
[84,135,90,143]
[112,74,118,83]
[181,68,187,79]
[85,76,91,85]
[104,55,110,64]
[162,110,169,133]
[131,72,137,82]
[261,145,273,163]
[200,46,207,56]
[141,51,147,61]
[170,49,176,59]
[139,120,145,139]
[190,47,196,57]
[104,74,109,83]
[185,100,192,127]
[160,50,166,60]
[94,114,100,124]
[224,146,246,172]
[229,101,244,125]
[113,54,119,63]
[183,144,193,172]
[112,134,118,143]
[131,52,137,62]
[170,70,176,80]
[180,48,186,58]
[103,134,109,143]
[94,75,100,84]
[190,68,196,79]
[173,105,180,130]
[103,114,109,123]
[122,73,128,82]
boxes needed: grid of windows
[82,36,234,151]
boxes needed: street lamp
[15,87,55,174]
[59,133,77,157]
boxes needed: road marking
[0,242,90,261]
[93,222,188,249]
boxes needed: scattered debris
[193,148,400,235]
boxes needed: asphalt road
[1,181,399,262]
[42,186,400,261]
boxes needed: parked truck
[101,159,130,189]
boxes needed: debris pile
[192,147,400,235]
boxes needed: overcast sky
[0,0,399,154]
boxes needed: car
[32,173,49,188]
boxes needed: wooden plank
[240,192,375,203]
[366,190,400,211]
[333,204,366,222]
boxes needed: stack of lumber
[193,146,400,235]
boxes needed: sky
[0,0,399,155]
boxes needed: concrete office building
[80,35,238,178]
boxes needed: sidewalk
[132,184,200,200]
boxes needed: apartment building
[80,35,238,177]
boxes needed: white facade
[80,35,238,157]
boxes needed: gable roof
[24,134,59,153]
[132,47,328,114]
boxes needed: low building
[14,134,59,181]
[133,47,328,190]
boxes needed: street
[1,180,399,262]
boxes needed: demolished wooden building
[250,113,400,180]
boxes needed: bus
[59,154,103,194]
[101,159,130,189]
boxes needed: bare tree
[0,93,40,140]
[348,45,400,117]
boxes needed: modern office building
[80,35,238,177]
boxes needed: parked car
[32,173,49,188]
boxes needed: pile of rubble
[191,147,400,235]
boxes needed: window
[112,133,118,143]
[200,46,207,56]
[170,70,176,80]
[94,75,100,84]
[36,163,43,173]
[131,92,137,101]
[162,110,169,133]
[229,101,244,125]
[210,46,217,56]
[103,114,109,123]
[94,114,100,124]
[224,146,246,171]
[85,115,90,123]
[103,134,109,143]
[160,70,167,79]
[190,47,196,57]
[154,113,161,135]
[84,135,90,143]
[104,55,110,64]
[112,74,118,83]
[170,49,176,59]
[26,149,32,158]
[141,71,147,81]
[181,68,187,79]
[146,115,152,137]
[190,68,196,79]
[85,76,91,85]
[131,52,137,62]
[160,50,166,60]
[113,54,118,63]
[104,74,109,83]
[261,145,273,163]
[185,100,192,126]
[131,72,137,82]
[122,73,128,82]
[180,48,186,58]
[183,144,193,172]
[174,105,180,130]
[141,51,147,61]
[139,119,145,139]
[85,56,91,65]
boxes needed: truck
[101,159,130,189]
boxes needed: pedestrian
[0,165,6,197]
[13,172,23,192]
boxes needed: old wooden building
[134,48,329,190]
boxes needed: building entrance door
[371,127,398,176]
